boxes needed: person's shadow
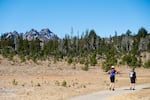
[123,88,136,90]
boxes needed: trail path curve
[67,83,150,100]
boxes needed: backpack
[129,71,135,78]
[110,69,115,77]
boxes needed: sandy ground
[0,56,150,100]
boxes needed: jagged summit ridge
[3,31,19,39]
[39,28,57,40]
[1,28,58,41]
[23,28,58,41]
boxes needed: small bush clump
[62,80,67,87]
[12,79,18,86]
[144,60,150,68]
[82,62,89,71]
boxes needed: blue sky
[0,0,150,38]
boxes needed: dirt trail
[67,83,150,100]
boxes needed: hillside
[0,27,150,71]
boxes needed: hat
[111,66,115,68]
[132,68,135,71]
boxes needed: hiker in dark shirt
[129,68,136,90]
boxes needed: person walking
[108,66,118,91]
[129,68,136,90]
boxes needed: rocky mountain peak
[23,28,58,41]
[2,31,19,39]
[39,28,58,41]
[40,28,52,34]
[1,28,59,41]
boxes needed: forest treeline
[0,27,150,71]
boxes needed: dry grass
[106,88,150,100]
[0,55,150,100]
